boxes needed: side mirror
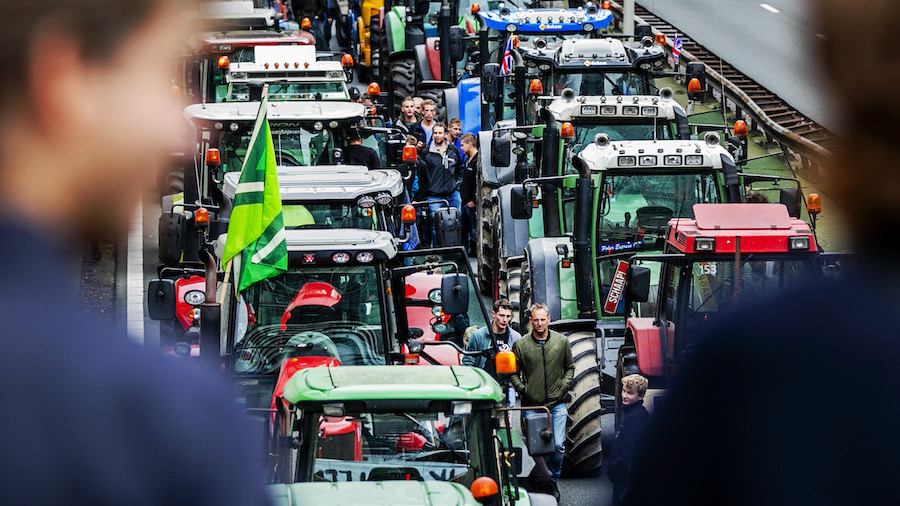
[448,26,465,62]
[481,63,502,102]
[490,136,511,167]
[625,265,651,303]
[441,273,470,314]
[147,279,176,320]
[245,414,269,463]
[506,447,523,475]
[510,186,534,220]
[158,213,185,265]
[779,187,801,218]
[522,411,555,456]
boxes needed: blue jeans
[526,402,568,482]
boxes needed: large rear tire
[506,262,522,333]
[417,87,448,123]
[369,14,382,81]
[563,331,604,477]
[391,58,416,120]
[476,175,495,296]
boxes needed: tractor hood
[268,481,479,506]
[223,167,404,201]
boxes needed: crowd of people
[364,93,480,252]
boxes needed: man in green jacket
[511,303,575,484]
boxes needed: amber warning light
[206,148,221,165]
[301,17,312,30]
[471,477,499,503]
[402,145,418,162]
[341,53,354,67]
[367,82,381,96]
[560,122,575,139]
[807,193,822,216]
[529,79,543,95]
[217,55,230,69]
[401,204,416,223]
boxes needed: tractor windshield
[595,171,721,249]
[228,81,349,101]
[310,411,485,486]
[669,256,814,347]
[592,171,721,316]
[233,266,388,374]
[281,202,377,230]
[220,123,338,171]
[548,70,648,96]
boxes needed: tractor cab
[181,17,314,103]
[617,203,821,420]
[223,45,352,102]
[271,365,559,506]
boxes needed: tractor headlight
[789,236,810,250]
[184,290,206,306]
[694,237,715,251]
[618,156,637,167]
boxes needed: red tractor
[615,202,827,424]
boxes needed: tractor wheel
[563,331,604,477]
[391,58,416,120]
[477,186,496,296]
[519,255,533,335]
[614,344,640,430]
[369,14,382,81]
[506,261,522,333]
[492,205,505,302]
[417,87,448,123]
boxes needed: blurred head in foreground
[0,0,187,240]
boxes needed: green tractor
[269,364,561,506]
[501,132,808,476]
[360,0,483,119]
[475,87,692,300]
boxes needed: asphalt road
[636,0,837,130]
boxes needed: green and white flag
[222,94,287,291]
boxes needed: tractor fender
[523,237,564,322]
[442,87,460,125]
[385,9,404,53]
[627,317,665,377]
[414,43,434,81]
[456,77,481,134]
[477,130,515,187]
[424,37,442,81]
[497,184,531,259]
[388,48,415,64]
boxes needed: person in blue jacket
[463,299,521,400]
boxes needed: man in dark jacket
[511,303,575,484]
[0,2,271,504]
[609,374,651,506]
[344,130,380,168]
[417,122,461,246]
[459,132,479,255]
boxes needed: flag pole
[218,258,233,305]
